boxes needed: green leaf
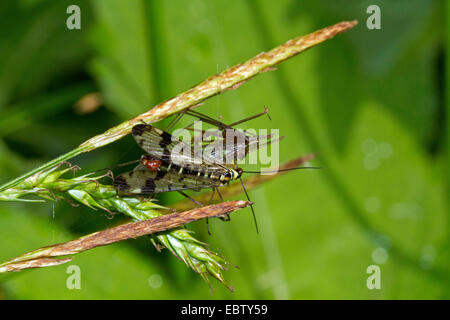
[88,0,156,119]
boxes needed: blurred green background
[0,0,447,299]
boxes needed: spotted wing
[113,168,221,194]
[132,124,221,167]
[202,130,284,163]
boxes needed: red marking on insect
[141,157,162,172]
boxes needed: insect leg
[216,187,224,202]
[177,191,212,234]
[166,109,188,132]
[204,188,218,235]
[177,191,203,207]
[240,177,258,233]
[228,106,270,127]
[208,188,216,204]
[90,159,141,175]
[186,107,270,130]
[219,214,231,222]
[215,188,231,222]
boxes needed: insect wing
[202,130,284,164]
[132,124,220,167]
[114,168,221,194]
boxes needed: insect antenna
[240,176,258,234]
[243,166,321,174]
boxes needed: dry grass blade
[0,201,250,273]
[0,258,73,273]
[0,164,245,289]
